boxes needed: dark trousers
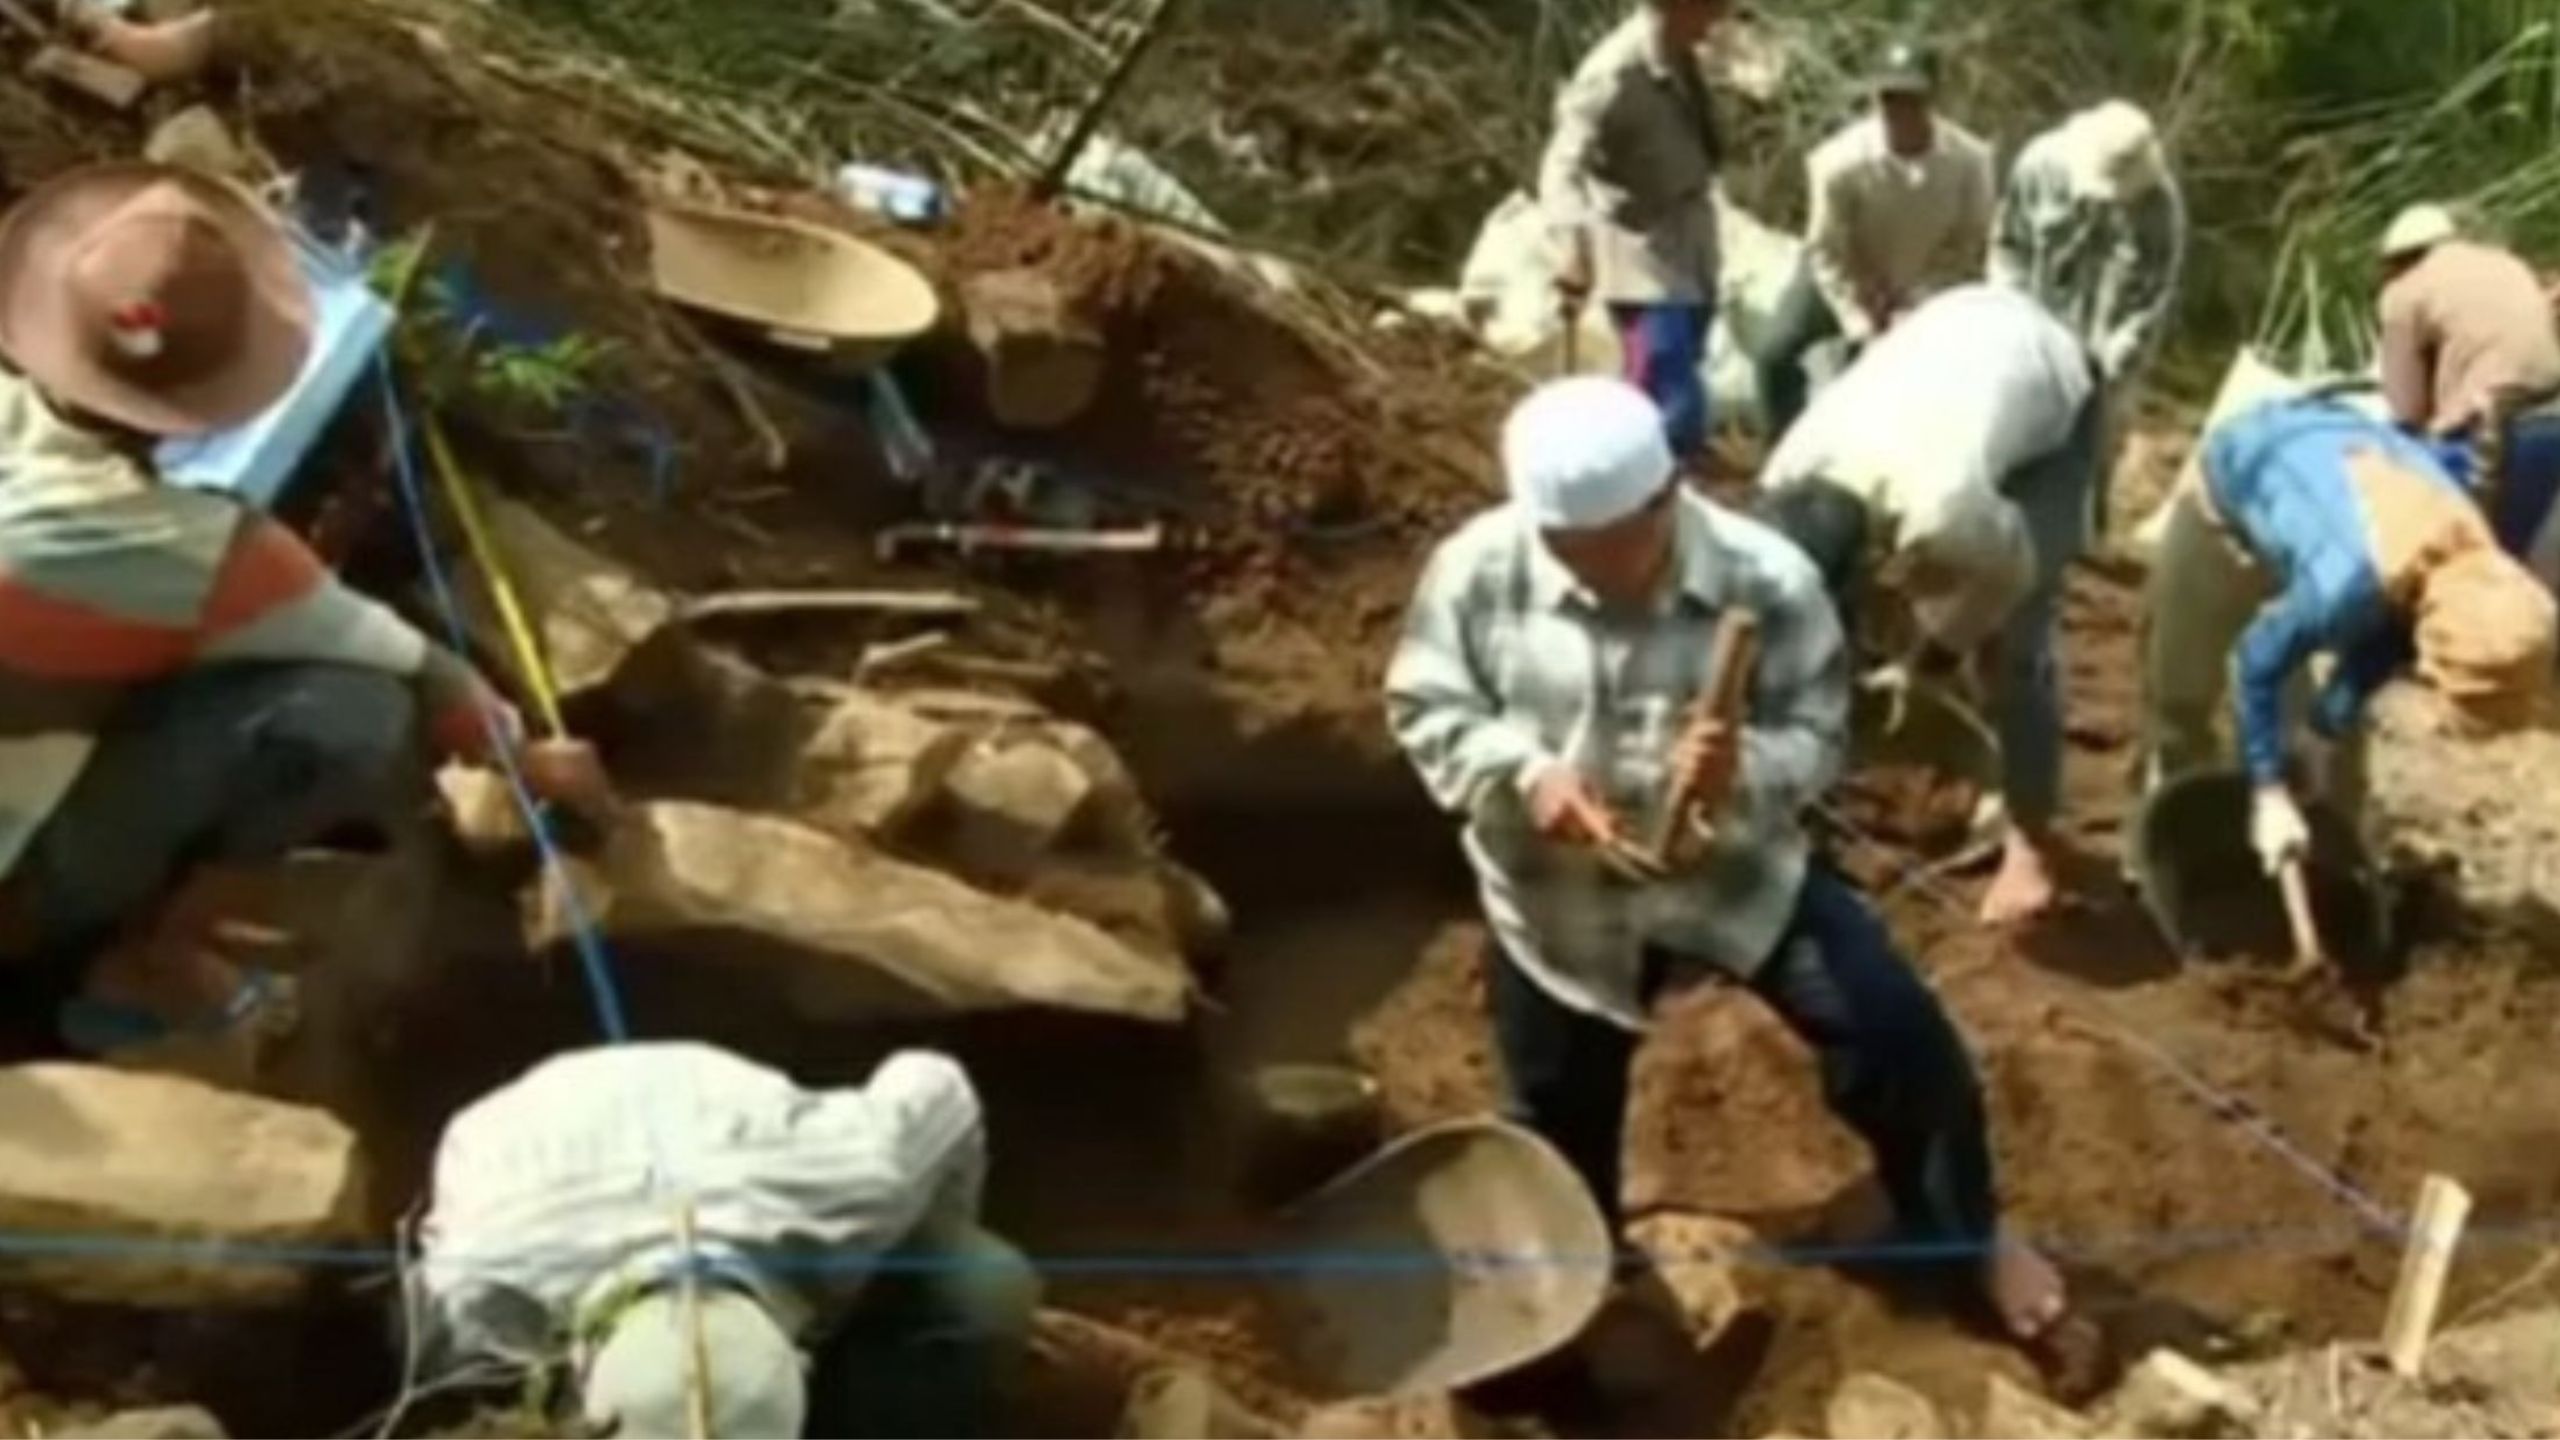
[1489,864,1997,1249]
[1,663,417,994]
[1751,260,1845,445]
[806,1220,1041,1439]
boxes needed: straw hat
[2379,203,2460,262]
[2061,100,2166,203]
[0,161,313,436]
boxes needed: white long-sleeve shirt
[1990,124,2185,383]
[1385,493,1847,1028]
[1761,284,2094,646]
[417,1043,985,1368]
[1804,114,1995,340]
[1536,11,1723,304]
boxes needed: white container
[836,163,946,226]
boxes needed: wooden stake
[2382,1173,2473,1376]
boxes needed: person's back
[1765,284,2091,519]
[2203,397,2464,593]
[2379,239,2560,434]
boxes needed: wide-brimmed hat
[2061,100,2165,203]
[2380,203,2460,263]
[0,161,313,436]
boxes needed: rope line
[1823,807,2407,1237]
[376,364,634,1044]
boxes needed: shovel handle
[2276,857,2329,973]
[1644,610,1762,859]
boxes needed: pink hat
[0,161,313,436]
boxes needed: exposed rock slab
[0,1065,366,1307]
[544,801,1188,1023]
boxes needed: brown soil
[7,5,2559,1436]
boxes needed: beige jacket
[1537,12,1722,305]
[1804,115,1995,340]
[2378,241,2560,435]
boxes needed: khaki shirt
[1804,115,1995,340]
[2378,241,2560,435]
[1537,12,1722,305]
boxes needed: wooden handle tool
[1601,610,1759,878]
[2275,856,2330,980]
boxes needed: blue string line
[374,363,633,1044]
[9,1212,2560,1280]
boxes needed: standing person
[1754,41,1996,442]
[2373,203,2560,585]
[1993,99,2184,506]
[1758,285,2101,926]
[1385,375,2069,1350]
[414,1042,1040,1439]
[1539,0,1731,466]
[0,161,612,1055]
[2139,395,2555,873]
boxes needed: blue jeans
[808,1220,1041,1438]
[2,663,416,991]
[1992,388,2105,831]
[1488,863,1998,1249]
[1611,301,1714,461]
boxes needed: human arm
[2230,581,2335,786]
[867,1050,989,1232]
[2376,278,2434,431]
[1384,537,1557,820]
[1805,145,1879,339]
[1987,155,2041,292]
[2311,621,2413,744]
[1535,63,1615,293]
[2096,182,2185,380]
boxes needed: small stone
[1979,1373,2094,1440]
[144,105,251,178]
[793,691,972,838]
[2101,1348,2255,1439]
[435,763,533,859]
[458,497,679,704]
[1825,1372,1946,1440]
[939,735,1098,865]
[1623,1212,1753,1349]
[89,1406,228,1439]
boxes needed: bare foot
[1984,1235,2067,1342]
[1977,830,2059,926]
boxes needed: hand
[2248,784,2311,877]
[1670,714,1741,817]
[1525,760,1625,848]
[519,737,622,825]
[1858,662,1914,735]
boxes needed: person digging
[2138,393,2557,890]
[0,161,611,1061]
[1386,375,2072,1356]
[1758,284,2104,928]
[2373,203,2560,591]
[413,1041,1040,1440]
[1539,0,1731,467]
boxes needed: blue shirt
[2203,398,2459,781]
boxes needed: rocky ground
[0,1,2554,1437]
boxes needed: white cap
[2062,100,2164,202]
[2380,203,2459,261]
[1503,376,1675,531]
[582,1287,806,1439]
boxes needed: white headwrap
[2061,100,2165,203]
[1503,376,1675,531]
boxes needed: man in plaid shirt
[1386,376,2067,1347]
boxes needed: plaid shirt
[1386,493,1848,1029]
[1990,127,2185,383]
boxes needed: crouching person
[1384,375,2069,1350]
[414,1042,1040,1439]
[0,162,610,1055]
[2140,394,2557,877]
